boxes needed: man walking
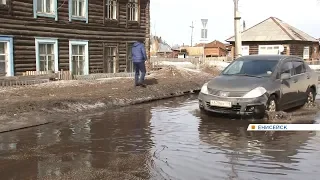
[131,40,147,87]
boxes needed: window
[105,0,118,20]
[241,46,249,56]
[69,40,89,75]
[0,42,7,76]
[0,36,13,76]
[0,0,6,5]
[68,0,88,22]
[35,38,59,72]
[292,61,306,75]
[104,46,118,73]
[128,0,139,21]
[303,46,310,60]
[33,0,58,20]
[280,61,293,75]
[126,42,134,72]
[222,59,279,77]
[258,45,282,55]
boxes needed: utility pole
[233,0,242,58]
[190,21,194,47]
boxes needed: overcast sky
[150,0,320,46]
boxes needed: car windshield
[221,59,279,77]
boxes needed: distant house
[195,40,227,57]
[225,43,234,58]
[226,17,319,60]
[150,36,175,58]
[179,46,203,58]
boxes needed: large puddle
[0,95,320,179]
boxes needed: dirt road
[0,66,216,116]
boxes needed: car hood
[207,75,269,92]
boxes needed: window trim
[0,36,14,76]
[0,0,10,11]
[103,43,119,73]
[33,0,58,21]
[126,41,135,73]
[69,40,89,75]
[68,0,88,23]
[127,0,140,23]
[35,37,59,72]
[258,45,282,55]
[241,45,249,56]
[303,46,310,60]
[103,0,119,23]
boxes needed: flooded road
[0,95,320,180]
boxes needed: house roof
[150,35,173,53]
[158,43,172,53]
[226,17,318,42]
[205,40,227,49]
[195,40,227,49]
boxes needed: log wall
[0,0,150,75]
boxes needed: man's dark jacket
[131,41,147,63]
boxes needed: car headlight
[200,83,209,94]
[242,87,267,98]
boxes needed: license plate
[210,100,232,108]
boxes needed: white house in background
[225,17,319,60]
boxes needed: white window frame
[106,0,118,20]
[303,46,310,60]
[35,38,59,72]
[241,45,249,56]
[258,45,281,55]
[33,0,58,21]
[68,0,88,23]
[128,0,139,22]
[0,0,7,5]
[105,45,118,73]
[0,36,14,77]
[69,40,89,75]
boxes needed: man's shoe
[140,83,147,88]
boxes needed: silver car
[198,55,318,118]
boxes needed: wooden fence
[150,56,233,63]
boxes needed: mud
[0,67,214,132]
[264,102,320,123]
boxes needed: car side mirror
[280,73,290,80]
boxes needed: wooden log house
[226,17,319,60]
[0,0,150,77]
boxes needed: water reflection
[0,102,154,179]
[0,95,320,180]
[197,111,316,163]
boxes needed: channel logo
[247,124,320,131]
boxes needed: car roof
[237,55,301,61]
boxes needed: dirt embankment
[0,66,217,116]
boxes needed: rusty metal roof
[226,17,318,42]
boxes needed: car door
[292,59,308,103]
[279,60,297,108]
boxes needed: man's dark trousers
[133,62,146,86]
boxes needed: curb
[0,88,201,133]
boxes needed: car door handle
[307,75,311,79]
[293,79,298,83]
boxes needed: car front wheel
[306,88,316,105]
[266,95,278,112]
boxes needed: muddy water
[0,95,320,180]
